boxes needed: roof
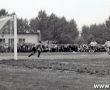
[18,32,39,35]
[0,33,39,35]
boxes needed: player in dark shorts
[36,41,42,57]
[28,41,42,57]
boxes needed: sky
[0,0,110,30]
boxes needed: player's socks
[28,54,32,57]
[28,55,31,57]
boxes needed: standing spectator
[90,40,98,52]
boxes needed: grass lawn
[0,52,110,90]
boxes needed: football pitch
[0,52,110,90]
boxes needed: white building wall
[0,34,39,44]
[18,34,39,44]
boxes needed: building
[0,32,41,47]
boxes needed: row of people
[0,40,110,54]
[28,40,110,58]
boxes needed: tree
[81,23,110,44]
[46,13,59,40]
[68,19,79,40]
[106,17,110,30]
[0,9,8,17]
[30,10,79,43]
[81,25,90,43]
[17,18,30,33]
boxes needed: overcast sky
[0,0,110,30]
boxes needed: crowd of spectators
[42,44,78,52]
[0,40,106,53]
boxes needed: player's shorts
[32,47,36,52]
[90,46,96,50]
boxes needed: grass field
[0,52,110,90]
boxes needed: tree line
[0,9,79,44]
[1,9,110,44]
[80,17,110,44]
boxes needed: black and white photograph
[0,0,110,90]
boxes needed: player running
[28,41,42,57]
[103,40,110,55]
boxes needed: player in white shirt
[90,40,98,52]
[103,40,110,54]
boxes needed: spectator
[89,40,98,52]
